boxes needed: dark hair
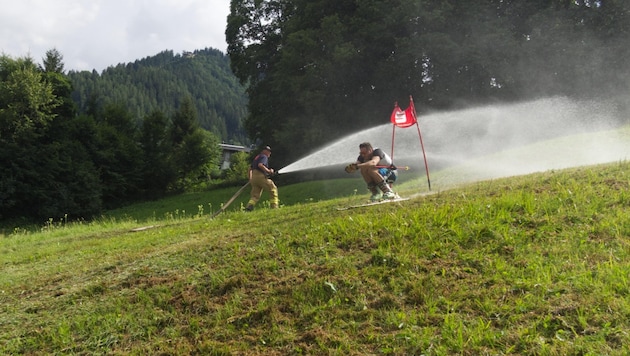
[359,142,373,151]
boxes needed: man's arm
[257,163,274,175]
[357,156,381,167]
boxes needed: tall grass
[2,161,630,355]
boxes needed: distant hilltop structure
[182,51,195,58]
[219,143,251,170]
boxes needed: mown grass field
[2,152,630,354]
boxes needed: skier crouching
[345,142,398,201]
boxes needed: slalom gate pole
[391,124,396,163]
[415,121,431,190]
[211,181,250,218]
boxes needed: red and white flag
[390,97,417,128]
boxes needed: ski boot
[368,184,382,202]
[378,181,397,200]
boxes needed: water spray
[277,96,628,188]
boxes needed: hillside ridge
[68,48,249,143]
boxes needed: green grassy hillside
[2,158,630,354]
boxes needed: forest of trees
[227,0,630,167]
[68,48,249,144]
[1,50,227,223]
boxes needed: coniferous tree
[170,96,199,145]
[40,48,65,74]
[140,110,177,197]
[40,63,102,219]
[93,103,143,208]
[169,96,222,190]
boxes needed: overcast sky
[0,0,231,73]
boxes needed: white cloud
[0,0,230,72]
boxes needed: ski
[336,197,410,211]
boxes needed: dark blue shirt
[251,154,269,172]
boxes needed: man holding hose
[246,146,279,211]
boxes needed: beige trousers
[247,170,279,207]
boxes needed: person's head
[262,145,272,156]
[359,142,373,158]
